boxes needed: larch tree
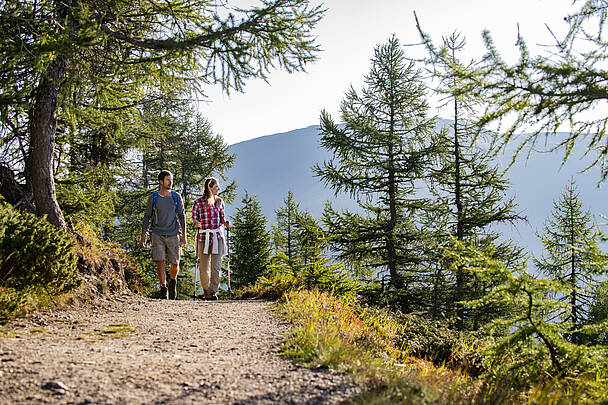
[271,190,301,267]
[314,36,436,304]
[534,179,607,343]
[229,192,271,290]
[423,31,525,328]
[0,0,324,228]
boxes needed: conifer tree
[588,281,608,344]
[0,0,324,228]
[314,36,436,306]
[271,191,300,267]
[416,2,608,179]
[446,239,607,382]
[534,179,608,343]
[424,32,525,328]
[294,210,325,267]
[230,193,271,290]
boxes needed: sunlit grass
[276,289,476,404]
[75,322,135,342]
[274,288,608,404]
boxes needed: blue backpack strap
[170,190,179,212]
[152,190,179,212]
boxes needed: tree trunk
[29,53,69,229]
[453,95,465,330]
[0,164,36,213]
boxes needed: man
[141,170,187,299]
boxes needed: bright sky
[198,0,575,145]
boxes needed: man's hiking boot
[160,285,168,299]
[203,292,218,300]
[168,278,177,300]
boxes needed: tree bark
[29,53,69,229]
[0,164,36,213]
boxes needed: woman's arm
[192,198,202,228]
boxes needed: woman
[191,177,230,300]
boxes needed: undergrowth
[273,288,608,404]
[277,289,477,404]
[0,200,144,320]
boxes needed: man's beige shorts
[150,233,181,264]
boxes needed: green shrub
[236,255,360,300]
[0,202,80,294]
[391,312,485,375]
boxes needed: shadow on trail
[152,371,356,405]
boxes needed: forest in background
[2,0,608,403]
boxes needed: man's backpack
[152,190,179,212]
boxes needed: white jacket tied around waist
[198,226,227,257]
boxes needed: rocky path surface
[0,293,358,404]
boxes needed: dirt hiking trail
[0,293,358,404]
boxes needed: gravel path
[0,293,358,404]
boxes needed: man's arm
[177,194,187,247]
[140,228,147,248]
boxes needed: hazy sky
[198,0,575,145]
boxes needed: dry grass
[276,289,479,404]
[275,289,608,404]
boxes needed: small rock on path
[0,293,358,404]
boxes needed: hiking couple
[141,170,229,300]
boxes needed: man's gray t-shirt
[142,192,186,236]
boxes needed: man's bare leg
[157,261,168,299]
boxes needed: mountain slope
[226,124,608,257]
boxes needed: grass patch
[0,285,57,321]
[275,289,608,404]
[96,322,135,337]
[0,326,16,339]
[74,322,135,342]
[276,289,477,404]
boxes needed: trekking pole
[193,233,199,301]
[227,226,231,299]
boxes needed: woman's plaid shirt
[191,197,225,244]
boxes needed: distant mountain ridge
[226,124,608,258]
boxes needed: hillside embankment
[0,294,358,404]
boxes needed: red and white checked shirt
[191,197,225,244]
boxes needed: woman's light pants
[197,239,224,296]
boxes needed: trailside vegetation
[313,36,437,306]
[229,193,271,291]
[0,200,78,317]
[0,0,324,228]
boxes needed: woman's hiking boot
[168,278,177,300]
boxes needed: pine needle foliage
[314,36,436,298]
[229,192,271,290]
[534,179,608,343]
[417,1,608,180]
